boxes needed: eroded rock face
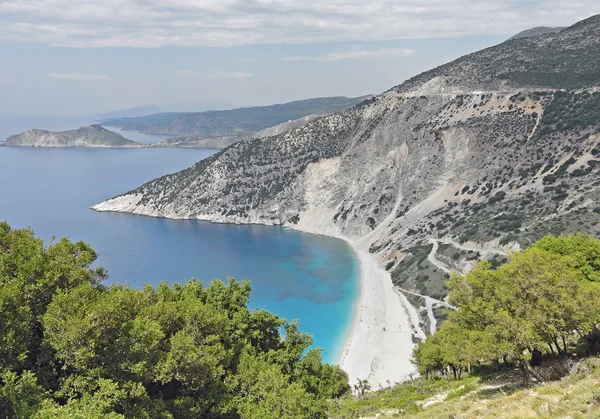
[94,15,600,301]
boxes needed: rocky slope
[3,125,142,148]
[94,15,600,328]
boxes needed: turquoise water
[0,146,359,363]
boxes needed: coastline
[287,218,421,388]
[91,200,421,388]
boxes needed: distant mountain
[99,96,371,138]
[95,101,236,120]
[3,125,143,148]
[94,105,163,119]
[508,26,565,40]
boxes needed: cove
[0,146,359,363]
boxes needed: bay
[0,144,359,363]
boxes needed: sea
[0,115,360,363]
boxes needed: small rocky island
[2,125,143,148]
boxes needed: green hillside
[100,96,370,136]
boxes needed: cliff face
[4,125,142,148]
[93,16,600,306]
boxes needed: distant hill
[152,114,325,149]
[95,101,236,119]
[94,105,163,119]
[3,125,143,148]
[100,96,371,137]
[152,135,240,149]
[508,26,565,40]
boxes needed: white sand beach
[338,244,424,389]
[291,211,423,390]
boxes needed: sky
[0,0,599,115]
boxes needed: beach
[291,209,422,389]
[338,244,424,389]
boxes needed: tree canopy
[0,222,350,418]
[413,234,600,382]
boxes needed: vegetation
[101,96,369,136]
[336,357,600,418]
[413,234,600,383]
[391,244,449,301]
[0,222,349,418]
[334,234,600,418]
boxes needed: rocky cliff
[4,125,142,148]
[94,15,600,326]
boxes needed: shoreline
[336,240,420,388]
[287,220,421,388]
[90,202,421,387]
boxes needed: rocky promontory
[3,125,143,148]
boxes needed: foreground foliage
[410,357,600,418]
[414,234,600,383]
[0,222,349,418]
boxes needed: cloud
[174,69,252,79]
[47,73,111,80]
[0,1,599,48]
[282,48,415,62]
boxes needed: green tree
[417,235,600,383]
[0,222,349,418]
[533,233,600,282]
[0,371,47,419]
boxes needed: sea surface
[0,121,359,363]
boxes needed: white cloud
[47,73,111,80]
[282,48,415,62]
[174,69,252,79]
[0,1,598,47]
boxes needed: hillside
[508,26,565,40]
[151,114,323,149]
[100,96,370,139]
[333,357,600,418]
[93,15,600,333]
[3,125,143,148]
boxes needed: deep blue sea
[0,117,359,363]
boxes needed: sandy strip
[338,244,423,389]
[291,215,422,389]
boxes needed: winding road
[397,286,456,335]
[399,238,506,334]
